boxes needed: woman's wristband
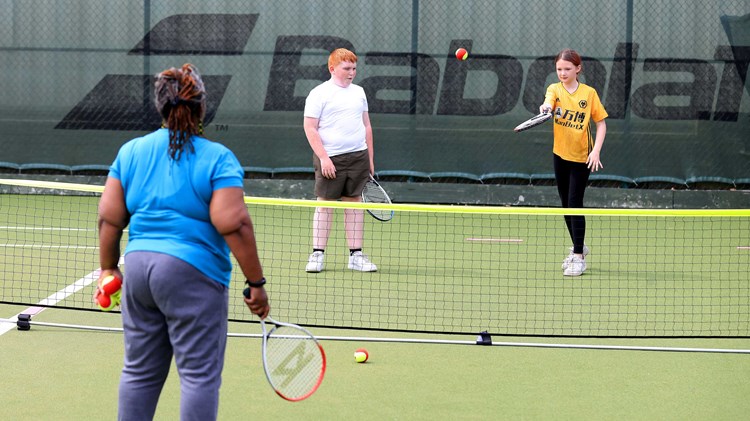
[244,277,266,288]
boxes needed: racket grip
[242,278,266,299]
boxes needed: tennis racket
[513,112,552,132]
[243,288,326,402]
[361,175,394,222]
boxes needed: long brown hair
[555,49,583,80]
[154,63,206,160]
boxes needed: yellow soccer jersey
[543,82,608,163]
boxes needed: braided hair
[154,64,206,160]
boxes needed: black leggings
[553,154,591,254]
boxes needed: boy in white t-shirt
[302,48,377,272]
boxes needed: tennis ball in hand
[354,348,369,363]
[95,290,121,311]
[95,275,122,311]
[99,275,122,295]
[455,47,469,61]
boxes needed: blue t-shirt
[109,128,244,286]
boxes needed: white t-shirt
[304,79,368,157]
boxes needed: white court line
[0,256,124,336]
[0,225,97,249]
[737,246,750,250]
[465,238,524,243]
[0,226,93,231]
[0,244,98,249]
[0,269,101,336]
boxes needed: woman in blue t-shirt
[97,63,269,421]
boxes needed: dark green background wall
[1,1,748,189]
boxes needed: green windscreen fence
[0,1,748,187]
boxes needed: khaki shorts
[313,149,370,199]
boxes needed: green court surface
[1,190,750,419]
[244,202,750,337]
[1,304,750,420]
[1,192,749,337]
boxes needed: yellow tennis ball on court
[354,348,369,363]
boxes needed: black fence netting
[0,0,748,189]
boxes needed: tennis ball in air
[455,47,469,61]
[354,348,369,363]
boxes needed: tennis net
[1,178,748,338]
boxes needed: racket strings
[363,183,388,203]
[363,182,393,220]
[264,326,324,399]
[515,113,552,131]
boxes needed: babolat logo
[262,37,749,122]
[56,14,259,131]
[56,14,750,131]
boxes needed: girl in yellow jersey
[539,49,608,276]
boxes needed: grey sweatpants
[118,251,229,421]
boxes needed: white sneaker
[348,251,377,272]
[305,251,324,273]
[563,255,586,276]
[562,245,590,269]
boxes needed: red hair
[328,48,358,70]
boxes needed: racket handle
[242,277,266,299]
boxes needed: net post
[17,314,31,331]
[475,330,492,345]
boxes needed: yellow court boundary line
[1,178,748,217]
